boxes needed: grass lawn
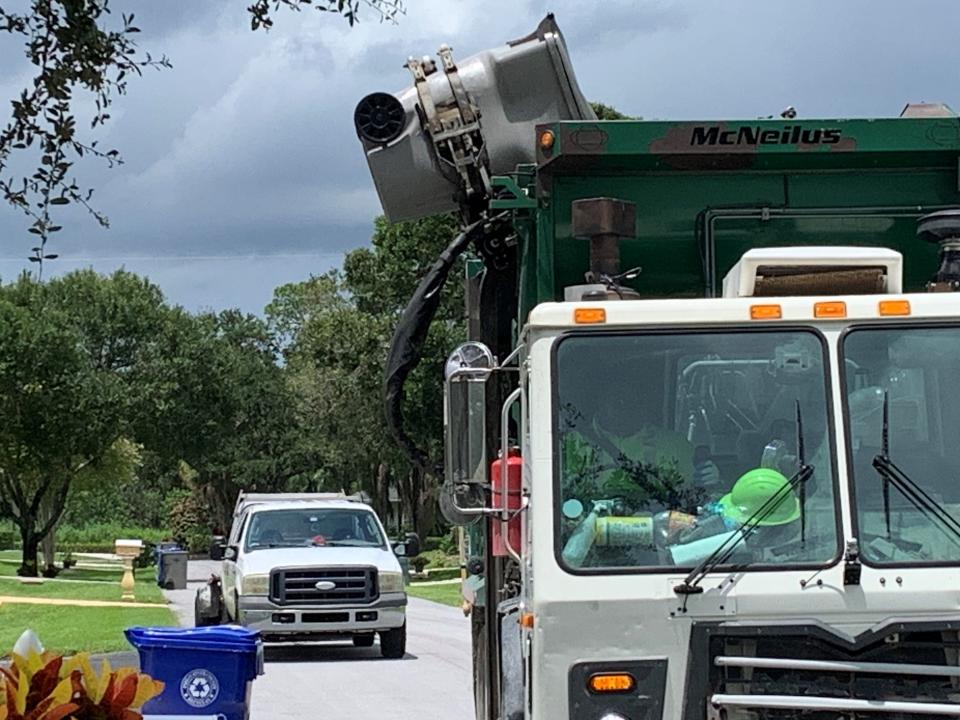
[407,582,463,608]
[0,604,177,657]
[0,561,165,604]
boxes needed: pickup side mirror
[393,543,406,557]
[223,546,238,561]
[209,536,226,561]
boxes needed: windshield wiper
[874,392,960,544]
[675,401,812,595]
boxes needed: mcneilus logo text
[691,125,843,147]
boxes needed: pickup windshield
[554,329,838,571]
[244,508,386,552]
[842,325,960,564]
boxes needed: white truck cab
[208,492,416,658]
[447,247,960,718]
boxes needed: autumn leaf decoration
[0,647,163,720]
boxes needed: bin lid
[125,626,260,652]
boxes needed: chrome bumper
[237,592,406,636]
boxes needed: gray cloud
[2,0,960,314]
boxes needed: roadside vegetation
[0,550,174,656]
[407,583,463,608]
[0,604,175,656]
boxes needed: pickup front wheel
[379,623,406,659]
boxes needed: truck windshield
[554,329,839,572]
[244,508,386,552]
[842,325,960,564]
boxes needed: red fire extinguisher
[491,448,522,557]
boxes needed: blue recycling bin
[126,626,263,720]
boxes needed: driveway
[162,558,474,719]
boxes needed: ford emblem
[315,580,336,591]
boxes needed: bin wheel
[353,634,375,648]
[379,623,406,659]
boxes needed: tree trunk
[41,523,56,576]
[38,501,59,575]
[18,523,39,578]
[418,472,439,538]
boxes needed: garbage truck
[355,15,960,720]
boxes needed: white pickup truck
[199,492,418,659]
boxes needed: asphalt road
[164,560,474,719]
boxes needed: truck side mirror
[442,342,494,525]
[224,546,238,561]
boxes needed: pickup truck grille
[269,567,378,606]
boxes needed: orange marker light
[588,673,636,694]
[574,308,606,324]
[539,130,556,151]
[879,300,911,316]
[519,613,534,629]
[814,301,847,319]
[750,304,782,320]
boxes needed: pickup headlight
[241,574,270,595]
[379,571,404,593]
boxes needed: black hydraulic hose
[383,217,489,471]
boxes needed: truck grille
[269,567,378,606]
[693,627,960,720]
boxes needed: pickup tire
[379,623,406,659]
[353,634,375,648]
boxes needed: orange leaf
[23,697,53,720]
[69,671,86,703]
[98,673,117,709]
[0,666,18,689]
[26,657,61,710]
[107,673,137,709]
[37,703,79,720]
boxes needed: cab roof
[526,292,960,330]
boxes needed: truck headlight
[379,571,404,593]
[242,574,269,595]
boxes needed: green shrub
[0,524,17,550]
[57,524,167,548]
[419,548,458,569]
[168,494,211,554]
[410,556,430,573]
[437,531,458,556]
[422,536,442,552]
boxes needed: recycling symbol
[180,668,220,708]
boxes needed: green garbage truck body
[355,16,960,720]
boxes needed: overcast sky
[1,0,958,314]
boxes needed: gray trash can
[159,549,188,590]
